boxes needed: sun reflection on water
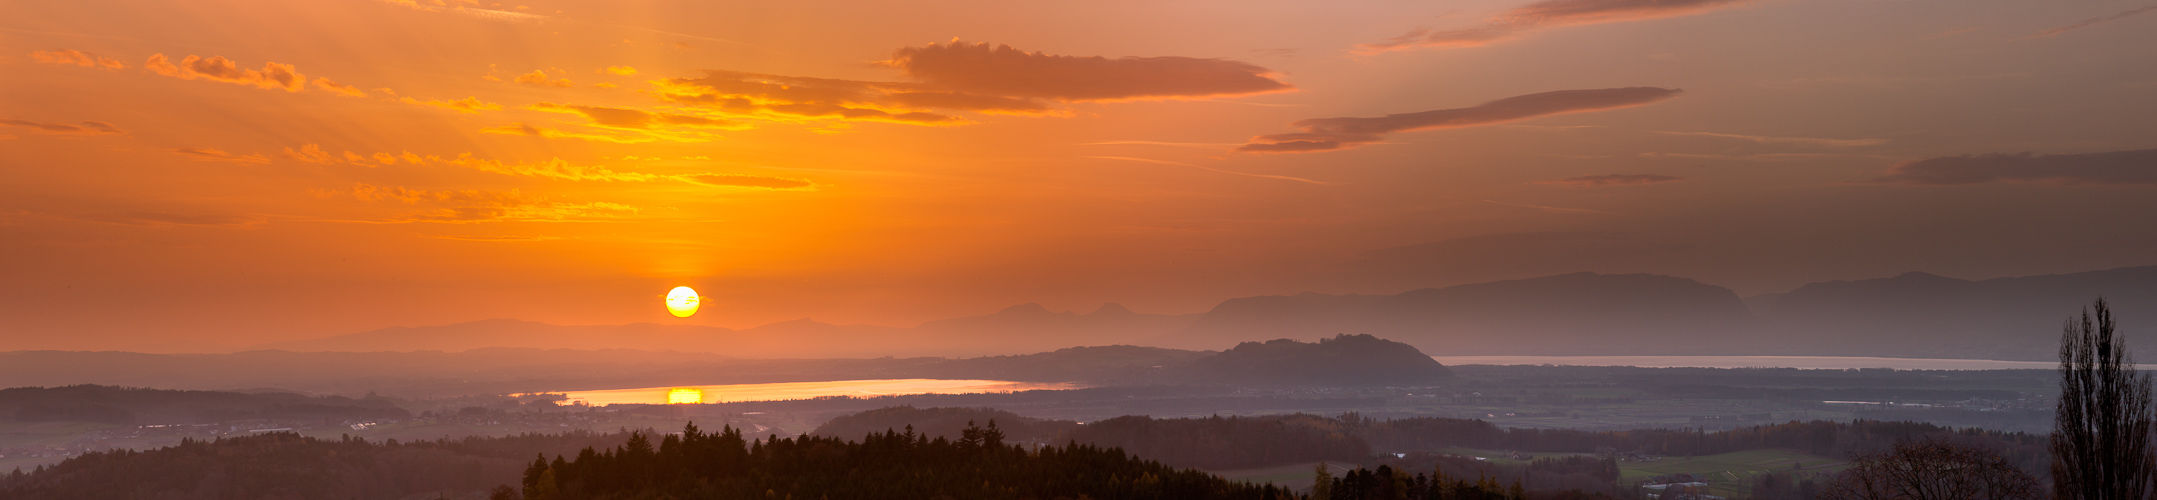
[538,379,1084,406]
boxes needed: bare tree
[2053,298,2156,500]
[1820,439,2039,500]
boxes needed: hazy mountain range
[245,265,2157,361]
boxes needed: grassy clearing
[1617,449,1849,498]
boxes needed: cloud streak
[31,49,125,70]
[884,41,1293,101]
[1655,131,1886,148]
[1,119,124,135]
[1360,0,1747,54]
[654,41,1292,126]
[400,96,501,113]
[1240,87,1683,153]
[1874,148,2157,185]
[680,174,817,189]
[145,54,306,92]
[1536,173,1685,186]
[1084,156,1337,185]
[172,148,270,164]
[2023,5,2157,39]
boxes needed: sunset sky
[3,0,2155,351]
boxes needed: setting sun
[666,388,703,404]
[665,286,699,318]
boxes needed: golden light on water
[543,379,1089,406]
[665,286,700,317]
[667,388,704,404]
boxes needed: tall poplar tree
[2053,298,2155,500]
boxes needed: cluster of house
[1642,473,1722,500]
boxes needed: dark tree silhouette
[1820,439,2039,500]
[2053,298,2155,500]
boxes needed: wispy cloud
[884,41,1294,101]
[145,54,306,92]
[1874,148,2157,185]
[1479,199,1619,215]
[31,49,125,70]
[1640,152,1843,162]
[678,173,817,189]
[0,119,124,136]
[432,234,563,242]
[652,41,1292,126]
[172,147,270,164]
[327,182,644,223]
[312,78,367,97]
[1534,173,1685,186]
[1359,0,1748,54]
[1655,131,1886,148]
[399,96,501,113]
[77,211,262,227]
[2021,5,2157,39]
[1240,87,1683,153]
[513,69,574,88]
[1084,156,1338,185]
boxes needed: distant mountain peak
[996,303,1055,315]
[1089,303,1134,316]
[1890,271,1961,281]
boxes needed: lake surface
[546,379,1085,406]
[1430,355,2056,370]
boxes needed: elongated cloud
[521,102,739,142]
[1,119,124,135]
[514,69,573,88]
[1360,0,1746,54]
[145,54,305,92]
[2023,5,2157,39]
[679,174,816,189]
[31,49,125,70]
[1656,131,1885,148]
[330,183,641,223]
[885,41,1292,101]
[1874,148,2157,185]
[172,147,271,164]
[1535,173,1684,186]
[78,212,261,227]
[312,78,366,97]
[400,96,501,113]
[656,41,1290,126]
[1240,87,1683,153]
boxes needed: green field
[1618,449,1848,498]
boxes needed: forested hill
[0,430,637,500]
[0,385,407,425]
[0,424,1292,500]
[1170,334,1452,386]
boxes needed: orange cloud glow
[31,49,126,70]
[171,147,272,163]
[145,54,307,92]
[1360,0,1748,53]
[1241,87,1683,153]
[400,96,502,113]
[0,119,124,135]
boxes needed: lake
[543,379,1085,406]
[1430,355,2056,370]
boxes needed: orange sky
[3,0,2155,351]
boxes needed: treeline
[813,405,1078,443]
[1351,415,2047,468]
[0,385,409,425]
[816,408,1374,470]
[1061,414,1371,470]
[522,421,1295,499]
[818,406,2051,476]
[0,430,635,499]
